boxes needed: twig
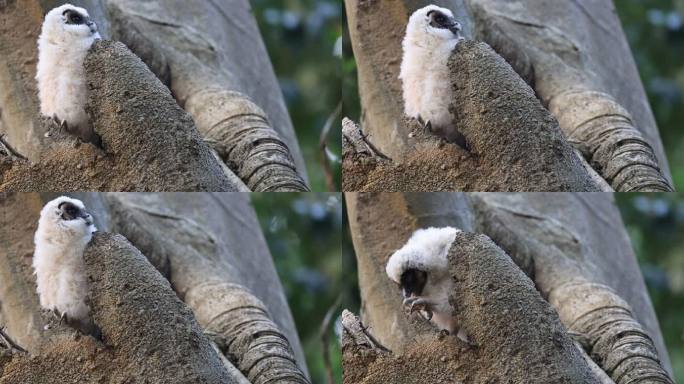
[0,327,27,353]
[360,131,391,160]
[0,135,28,160]
[319,101,342,192]
[341,118,391,161]
[341,310,391,353]
[320,294,343,384]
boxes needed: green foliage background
[616,194,684,382]
[616,0,684,190]
[252,193,343,384]
[251,0,342,192]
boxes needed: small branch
[342,118,391,161]
[0,327,27,353]
[320,102,342,192]
[320,294,342,384]
[0,136,27,161]
[341,310,391,353]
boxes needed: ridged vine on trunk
[187,282,311,384]
[471,193,674,380]
[550,282,674,384]
[549,90,673,192]
[106,0,310,192]
[467,0,674,192]
[186,89,310,192]
[104,193,311,381]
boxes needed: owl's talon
[424,120,433,134]
[415,115,433,134]
[416,114,426,127]
[402,296,417,308]
[403,298,434,321]
[408,298,430,312]
[59,311,68,325]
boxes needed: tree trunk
[0,0,309,191]
[344,192,673,382]
[342,42,603,191]
[344,0,672,192]
[0,192,310,382]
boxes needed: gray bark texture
[344,192,673,383]
[343,232,605,383]
[0,192,310,383]
[1,41,240,191]
[344,0,673,192]
[101,193,310,383]
[343,41,602,191]
[0,0,309,192]
[468,0,672,192]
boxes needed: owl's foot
[402,297,434,320]
[56,310,68,326]
[416,114,433,135]
[48,115,69,137]
[60,119,69,134]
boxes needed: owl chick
[399,5,466,146]
[36,4,101,145]
[33,196,97,334]
[386,226,469,342]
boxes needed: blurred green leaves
[252,0,342,191]
[252,193,342,384]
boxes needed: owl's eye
[58,202,79,219]
[65,10,84,25]
[434,14,446,23]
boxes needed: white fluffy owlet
[399,5,465,145]
[33,196,97,334]
[386,226,469,342]
[36,4,101,144]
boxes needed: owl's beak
[80,211,93,226]
[86,21,97,34]
[448,20,462,37]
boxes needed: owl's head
[41,4,100,44]
[39,196,96,237]
[385,227,460,297]
[406,5,463,46]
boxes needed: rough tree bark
[342,42,603,191]
[344,192,673,382]
[468,0,672,191]
[0,192,310,382]
[343,0,672,192]
[343,232,605,383]
[0,0,309,191]
[100,193,310,383]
